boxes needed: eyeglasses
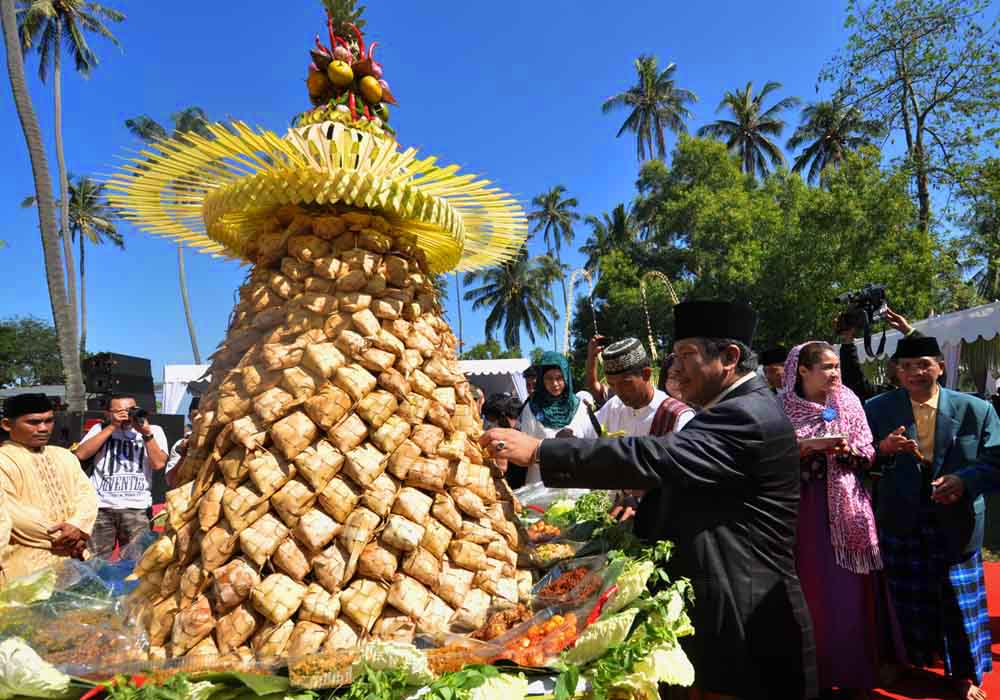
[898,361,938,374]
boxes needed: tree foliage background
[569,138,970,367]
[0,316,66,387]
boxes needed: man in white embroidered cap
[481,300,817,700]
[579,337,694,439]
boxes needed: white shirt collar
[702,373,756,409]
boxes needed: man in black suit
[483,301,816,700]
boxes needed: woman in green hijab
[520,351,592,484]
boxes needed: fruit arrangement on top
[302,0,396,133]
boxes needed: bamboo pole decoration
[640,271,681,363]
[564,268,596,357]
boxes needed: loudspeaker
[83,353,152,379]
[83,352,154,397]
[85,374,155,396]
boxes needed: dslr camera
[835,283,888,357]
[127,406,149,425]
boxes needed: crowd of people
[0,298,999,700]
[483,301,1000,700]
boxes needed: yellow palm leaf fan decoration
[106,121,527,273]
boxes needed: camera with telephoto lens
[127,406,148,425]
[835,283,889,357]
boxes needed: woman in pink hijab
[782,341,883,699]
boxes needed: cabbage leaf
[355,641,433,686]
[610,643,695,699]
[604,560,654,615]
[0,638,71,699]
[468,673,528,700]
[0,569,57,608]
[562,608,639,666]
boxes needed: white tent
[854,301,1000,392]
[162,364,210,415]
[459,358,531,401]
[161,358,532,415]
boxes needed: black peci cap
[673,301,757,346]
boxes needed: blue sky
[0,0,850,383]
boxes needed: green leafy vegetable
[0,637,71,699]
[553,665,579,700]
[570,491,614,526]
[0,569,56,608]
[603,560,654,615]
[611,643,695,699]
[335,664,411,700]
[467,672,527,700]
[193,672,290,697]
[355,641,432,686]
[543,500,575,527]
[422,664,499,700]
[562,608,640,666]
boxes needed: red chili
[314,35,330,55]
[363,104,373,121]
[347,23,365,55]
[80,685,107,700]
[131,675,148,689]
[586,584,619,626]
[327,16,337,55]
[367,41,378,61]
[526,505,545,514]
[348,92,358,121]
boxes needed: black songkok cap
[673,301,757,346]
[893,335,942,360]
[3,393,53,420]
[759,347,789,366]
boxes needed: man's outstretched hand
[480,428,542,468]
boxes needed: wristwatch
[141,432,155,442]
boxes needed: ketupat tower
[109,1,530,663]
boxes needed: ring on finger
[494,440,507,452]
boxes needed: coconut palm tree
[125,107,214,364]
[66,176,122,354]
[527,185,579,345]
[23,175,124,354]
[17,0,125,357]
[2,0,84,409]
[698,81,800,179]
[580,204,637,273]
[462,247,559,351]
[786,100,883,184]
[602,55,698,162]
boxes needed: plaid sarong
[880,511,992,684]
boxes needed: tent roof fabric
[458,359,531,376]
[856,301,1000,363]
[163,365,210,384]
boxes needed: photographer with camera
[837,308,918,402]
[73,394,168,559]
[835,284,921,402]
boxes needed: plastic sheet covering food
[511,483,591,513]
[0,558,144,678]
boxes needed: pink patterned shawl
[781,342,882,574]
